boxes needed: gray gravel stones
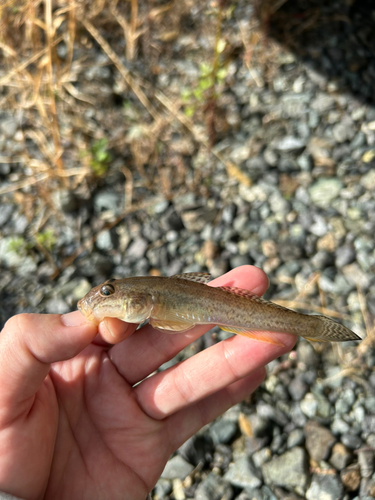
[0,117,17,138]
[154,478,172,498]
[195,472,233,500]
[300,393,318,419]
[223,456,262,490]
[306,472,344,500]
[126,237,148,260]
[305,421,336,462]
[0,237,37,274]
[45,297,70,315]
[341,434,362,451]
[360,169,375,190]
[310,93,335,113]
[357,448,374,479]
[329,443,352,471]
[286,429,305,449]
[262,447,309,495]
[309,178,343,207]
[296,342,319,368]
[335,245,356,268]
[272,136,306,152]
[288,375,309,401]
[96,230,114,251]
[93,191,121,214]
[160,455,194,480]
[0,205,14,227]
[209,419,238,445]
[332,120,355,143]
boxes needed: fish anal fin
[303,337,327,343]
[220,326,285,346]
[170,272,212,284]
[150,317,195,333]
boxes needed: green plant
[181,39,228,118]
[35,229,56,251]
[89,138,112,176]
[8,236,28,255]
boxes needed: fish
[77,272,361,345]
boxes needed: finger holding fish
[134,329,296,419]
[98,318,138,345]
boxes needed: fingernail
[61,311,87,327]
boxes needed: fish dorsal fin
[170,272,212,284]
[220,326,285,346]
[149,317,195,333]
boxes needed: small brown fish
[77,272,361,345]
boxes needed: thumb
[0,312,97,423]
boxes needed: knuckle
[222,341,241,380]
[174,368,195,406]
[3,313,33,335]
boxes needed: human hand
[0,266,296,500]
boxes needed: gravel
[262,447,309,496]
[223,456,262,491]
[161,456,194,481]
[306,473,344,500]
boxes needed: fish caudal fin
[220,326,285,346]
[303,315,361,342]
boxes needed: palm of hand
[44,345,168,500]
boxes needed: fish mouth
[77,298,99,324]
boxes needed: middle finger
[134,332,296,419]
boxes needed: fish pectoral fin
[149,317,195,333]
[220,326,285,346]
[169,272,212,284]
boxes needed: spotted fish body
[77,272,361,345]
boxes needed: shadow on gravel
[256,0,375,103]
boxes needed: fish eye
[100,284,115,297]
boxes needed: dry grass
[0,0,268,282]
[0,0,259,256]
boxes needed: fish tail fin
[302,315,361,342]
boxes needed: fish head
[77,278,153,324]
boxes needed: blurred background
[1,1,375,498]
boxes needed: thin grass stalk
[44,0,65,176]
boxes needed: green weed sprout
[89,138,112,176]
[35,229,56,251]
